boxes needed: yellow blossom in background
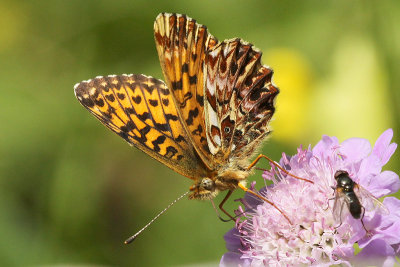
[309,36,393,142]
[265,40,393,145]
[264,48,315,143]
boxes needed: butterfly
[74,13,279,203]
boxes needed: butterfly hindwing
[204,39,279,160]
[154,13,219,169]
[74,74,209,180]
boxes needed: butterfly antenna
[124,190,189,244]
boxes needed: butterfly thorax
[188,164,251,200]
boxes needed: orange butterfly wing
[74,74,209,180]
[154,13,219,170]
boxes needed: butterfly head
[189,178,219,200]
[188,168,250,200]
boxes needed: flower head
[221,129,400,267]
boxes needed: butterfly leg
[248,154,313,183]
[238,182,292,224]
[213,190,254,222]
[217,190,237,222]
[215,183,293,224]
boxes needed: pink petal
[220,252,250,267]
[340,137,371,163]
[224,228,242,252]
[353,239,396,267]
[312,135,339,159]
[381,221,400,245]
[333,244,354,258]
[359,197,400,248]
[372,129,397,166]
[383,197,400,212]
[358,154,382,179]
[359,222,400,248]
[382,197,400,221]
[367,171,400,197]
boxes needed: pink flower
[221,129,400,267]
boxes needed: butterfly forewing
[154,13,219,170]
[74,74,209,180]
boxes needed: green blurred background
[1,0,399,266]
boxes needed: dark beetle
[331,170,388,233]
[334,170,363,219]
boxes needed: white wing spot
[213,135,221,146]
[207,102,219,127]
[206,77,215,96]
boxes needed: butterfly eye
[200,178,214,191]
